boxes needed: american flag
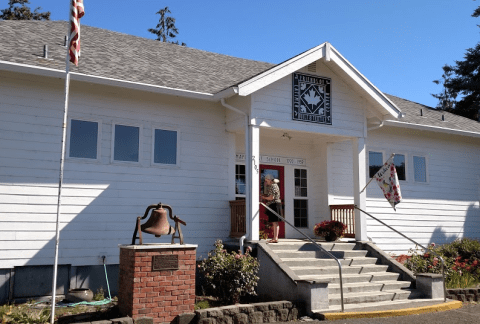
[69,0,85,66]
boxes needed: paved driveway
[273,303,480,324]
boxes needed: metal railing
[354,205,447,302]
[260,202,345,312]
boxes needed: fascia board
[329,46,402,119]
[383,120,480,139]
[236,42,327,97]
[0,60,217,101]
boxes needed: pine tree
[148,6,186,46]
[433,5,480,121]
[0,0,50,20]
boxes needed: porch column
[352,137,367,241]
[248,124,260,241]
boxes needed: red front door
[260,165,285,239]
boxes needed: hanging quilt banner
[292,72,332,125]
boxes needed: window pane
[114,124,139,162]
[294,199,308,228]
[294,168,307,197]
[369,152,383,178]
[154,129,177,164]
[394,154,406,181]
[69,120,98,159]
[414,156,427,182]
[235,164,246,195]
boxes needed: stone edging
[447,288,480,302]
[191,300,302,324]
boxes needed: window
[153,129,177,165]
[295,169,307,197]
[294,199,308,228]
[235,164,246,196]
[413,156,427,182]
[393,154,406,181]
[294,168,308,227]
[113,124,139,162]
[369,151,383,178]
[69,119,98,159]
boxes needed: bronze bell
[132,203,187,245]
[141,207,175,237]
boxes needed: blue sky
[5,0,479,107]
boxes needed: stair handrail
[260,202,345,312]
[354,205,447,302]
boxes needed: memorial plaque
[152,254,179,271]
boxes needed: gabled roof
[0,20,478,136]
[385,94,480,137]
[236,42,402,118]
[0,20,273,95]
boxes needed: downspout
[367,120,384,132]
[220,98,250,254]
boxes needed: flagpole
[50,24,73,324]
[360,153,395,193]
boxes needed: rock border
[447,288,480,302]
[192,300,302,324]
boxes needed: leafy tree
[0,0,50,20]
[432,66,457,111]
[433,4,480,121]
[148,6,186,46]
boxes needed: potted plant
[313,220,347,241]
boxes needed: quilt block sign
[292,72,331,124]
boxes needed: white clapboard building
[0,21,479,302]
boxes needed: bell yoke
[132,203,187,245]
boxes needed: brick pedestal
[118,244,197,324]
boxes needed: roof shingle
[0,20,478,134]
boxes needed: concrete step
[327,280,412,294]
[329,289,413,305]
[281,256,378,267]
[290,264,389,276]
[298,271,400,284]
[313,298,447,313]
[274,249,368,259]
[268,242,356,251]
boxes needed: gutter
[0,60,237,102]
[220,98,251,254]
[383,119,480,139]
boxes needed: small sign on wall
[292,72,331,125]
[236,153,306,166]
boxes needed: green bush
[198,240,260,305]
[403,238,480,289]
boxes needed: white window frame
[412,154,429,184]
[67,117,102,162]
[235,163,246,199]
[367,150,386,178]
[111,122,143,164]
[151,125,180,168]
[293,167,309,228]
[392,152,408,182]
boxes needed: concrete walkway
[272,302,480,323]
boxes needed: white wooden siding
[251,62,366,138]
[0,71,232,268]
[328,128,480,254]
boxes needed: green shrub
[198,240,260,305]
[403,238,480,289]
